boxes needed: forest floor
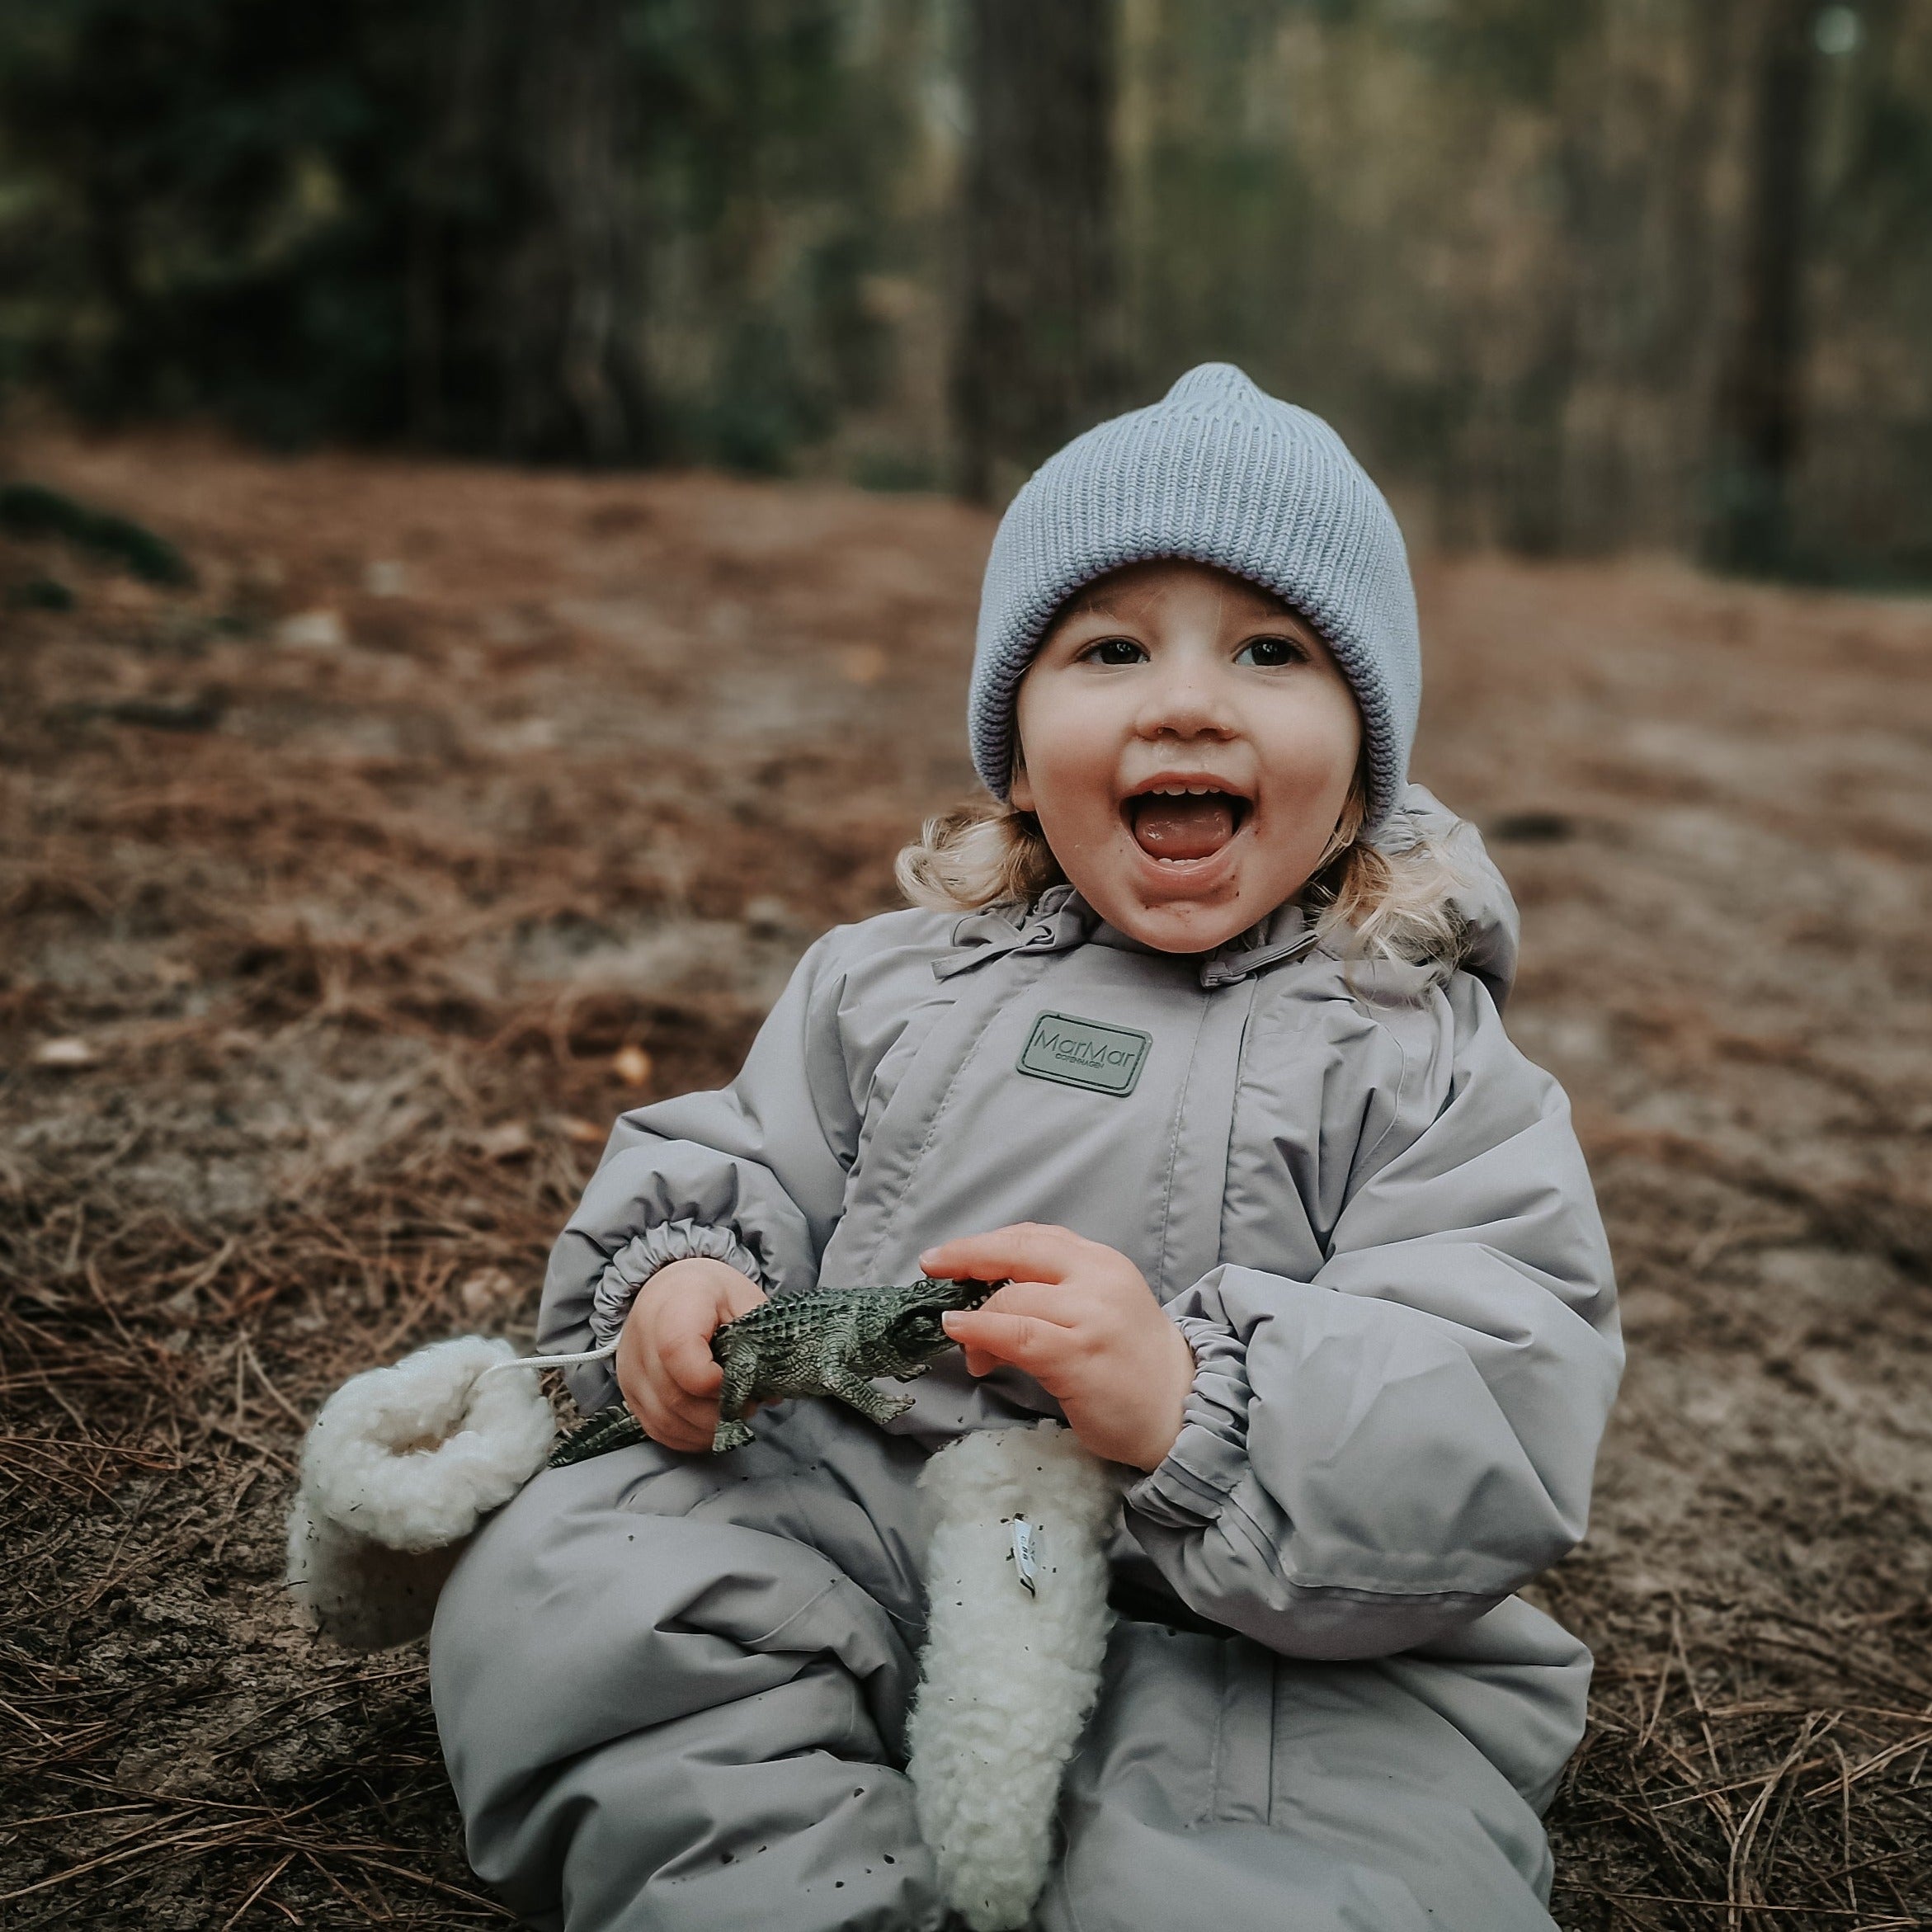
[2,429,1930,1931]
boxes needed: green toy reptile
[549,1275,1002,1463]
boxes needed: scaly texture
[547,1275,1001,1463]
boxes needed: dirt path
[3,431,1930,1929]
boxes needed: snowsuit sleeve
[1122,970,1622,1661]
[535,930,859,1411]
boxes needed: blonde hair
[895,775,1473,971]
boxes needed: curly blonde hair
[895,773,1473,968]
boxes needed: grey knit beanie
[968,362,1421,833]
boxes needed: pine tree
[954,0,1121,502]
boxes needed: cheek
[1307,686,1364,775]
[1014,683,1121,820]
[1265,692,1362,808]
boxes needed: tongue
[1131,794,1237,860]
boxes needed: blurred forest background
[6,6,1932,1929]
[2,0,1930,577]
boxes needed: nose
[1133,652,1237,745]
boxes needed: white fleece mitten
[907,1421,1120,1932]
[286,1335,555,1650]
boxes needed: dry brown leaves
[2,431,1930,1928]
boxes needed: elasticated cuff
[587,1220,770,1352]
[1122,1315,1255,1530]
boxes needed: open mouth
[1123,785,1251,864]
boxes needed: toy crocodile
[549,1275,1002,1464]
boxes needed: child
[430,363,1622,1932]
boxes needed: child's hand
[920,1224,1195,1472]
[615,1257,767,1454]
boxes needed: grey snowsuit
[431,795,1622,1932]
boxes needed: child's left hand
[920,1224,1195,1472]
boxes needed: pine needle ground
[2,431,1928,1930]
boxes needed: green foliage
[1,0,1930,570]
[629,0,917,470]
[0,480,191,583]
[1122,0,1932,575]
[0,0,922,470]
[1385,0,1595,101]
[6,575,76,610]
[0,0,431,445]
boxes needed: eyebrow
[1063,581,1302,624]
[1064,587,1126,620]
[1215,580,1299,621]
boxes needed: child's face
[1011,558,1362,954]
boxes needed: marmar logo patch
[1017,1011,1152,1096]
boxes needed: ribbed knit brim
[968,362,1421,834]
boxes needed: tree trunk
[412,0,649,463]
[1707,0,1818,573]
[954,0,1120,502]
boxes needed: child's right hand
[614,1257,767,1453]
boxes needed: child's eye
[1236,634,1308,667]
[1081,636,1147,667]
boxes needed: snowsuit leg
[429,1402,948,1932]
[1039,1609,1585,1932]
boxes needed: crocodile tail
[548,1404,648,1468]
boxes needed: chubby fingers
[660,1326,723,1399]
[629,1329,716,1435]
[921,1222,1088,1289]
[620,1316,730,1454]
[943,1298,1079,1381]
[655,1267,766,1402]
[615,1349,714,1452]
[633,1383,714,1453]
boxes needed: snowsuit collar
[935,890,1327,992]
[928,787,1522,1006]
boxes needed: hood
[1389,785,1520,1011]
[936,785,1520,1009]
